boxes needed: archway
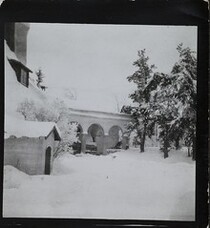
[108,125,123,149]
[45,146,51,175]
[87,123,104,154]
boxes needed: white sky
[27,23,197,106]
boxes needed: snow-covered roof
[5,40,19,61]
[69,107,131,121]
[5,117,61,140]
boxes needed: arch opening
[86,124,104,154]
[45,146,51,175]
[108,125,123,149]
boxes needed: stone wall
[4,136,45,175]
[4,133,57,175]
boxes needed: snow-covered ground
[3,147,195,221]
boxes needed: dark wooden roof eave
[8,58,33,73]
[46,127,61,141]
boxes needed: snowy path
[3,147,195,220]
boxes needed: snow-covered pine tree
[35,68,45,88]
[144,44,197,159]
[151,73,178,158]
[142,71,175,158]
[126,49,156,152]
[169,44,197,160]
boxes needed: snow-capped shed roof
[5,117,61,141]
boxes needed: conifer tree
[35,68,45,88]
[126,49,156,152]
[169,44,197,159]
[126,45,196,158]
[143,44,197,159]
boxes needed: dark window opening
[8,59,31,88]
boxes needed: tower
[5,22,32,88]
[5,22,30,65]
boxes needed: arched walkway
[79,124,130,154]
[68,108,132,154]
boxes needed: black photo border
[0,0,208,228]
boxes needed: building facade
[5,23,32,88]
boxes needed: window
[8,59,31,88]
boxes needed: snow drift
[3,148,195,221]
[3,165,30,189]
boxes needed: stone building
[5,23,32,88]
[4,23,62,175]
[4,120,61,175]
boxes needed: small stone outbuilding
[4,119,61,175]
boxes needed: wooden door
[45,147,51,175]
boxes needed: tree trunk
[187,147,191,157]
[140,124,147,152]
[163,136,169,159]
[23,113,27,120]
[192,134,196,160]
[164,148,169,159]
[140,142,144,152]
[175,137,180,150]
[53,141,62,158]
